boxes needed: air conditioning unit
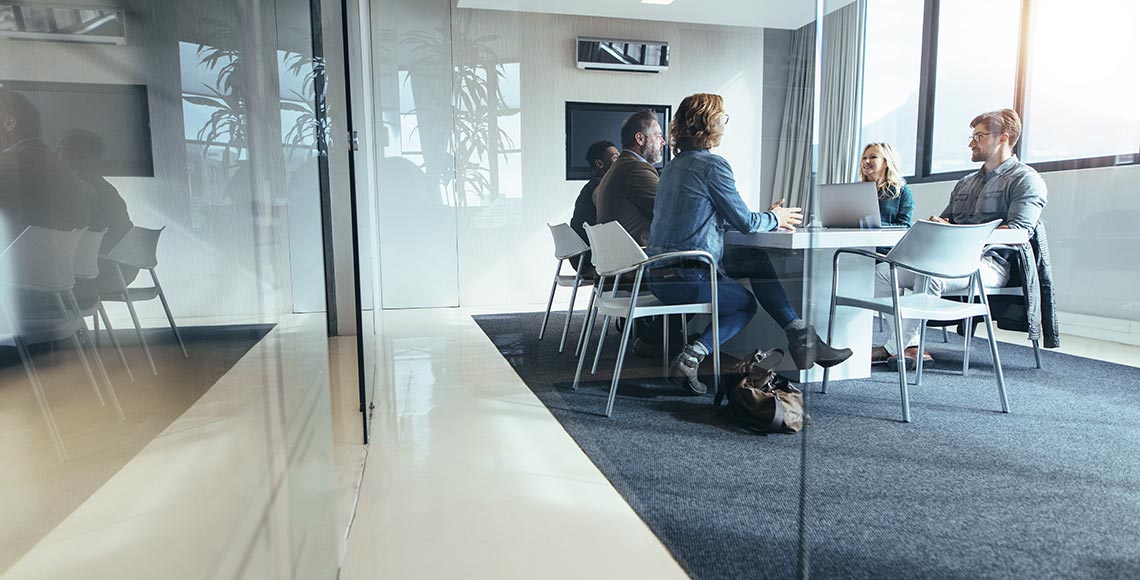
[577,37,669,73]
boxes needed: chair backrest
[75,229,107,280]
[106,226,164,269]
[548,223,589,260]
[0,226,83,292]
[885,219,1001,279]
[583,221,648,276]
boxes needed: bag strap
[765,394,786,432]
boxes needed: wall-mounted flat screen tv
[0,80,153,177]
[565,101,670,181]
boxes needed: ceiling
[455,0,854,30]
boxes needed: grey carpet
[473,312,1140,580]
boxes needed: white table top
[724,226,1030,250]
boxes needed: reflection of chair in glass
[75,228,134,382]
[573,221,720,417]
[539,223,595,353]
[99,226,187,375]
[822,220,1009,423]
[0,227,124,456]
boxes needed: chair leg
[99,302,135,382]
[591,315,611,374]
[558,277,583,353]
[538,260,561,340]
[69,292,125,421]
[962,316,973,377]
[1,294,68,461]
[941,326,949,343]
[914,322,927,386]
[151,271,187,357]
[893,311,912,423]
[820,294,839,396]
[982,314,1010,413]
[1032,339,1042,369]
[661,315,669,376]
[575,285,599,357]
[572,303,601,390]
[93,309,100,348]
[604,314,638,417]
[54,294,104,406]
[681,315,689,342]
[117,265,157,375]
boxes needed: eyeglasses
[969,132,994,143]
[721,114,730,126]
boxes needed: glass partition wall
[803,1,1140,578]
[0,0,340,578]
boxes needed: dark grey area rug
[473,312,1140,580]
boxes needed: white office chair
[941,244,1043,369]
[100,226,187,375]
[539,223,595,353]
[572,221,720,417]
[822,219,1008,422]
[75,228,134,382]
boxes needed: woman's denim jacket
[646,149,777,271]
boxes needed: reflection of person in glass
[859,142,914,227]
[0,87,93,243]
[647,93,851,394]
[56,128,136,291]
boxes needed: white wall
[450,8,766,307]
[910,163,1140,324]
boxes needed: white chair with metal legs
[943,244,1043,370]
[74,228,134,382]
[572,221,720,417]
[539,223,595,352]
[99,226,187,375]
[821,220,1008,423]
[0,226,124,426]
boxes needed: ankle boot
[669,343,708,395]
[786,326,853,370]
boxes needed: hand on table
[927,215,950,224]
[770,200,803,232]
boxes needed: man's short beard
[644,147,662,165]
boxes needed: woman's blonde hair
[670,93,725,153]
[860,142,906,199]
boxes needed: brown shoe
[871,346,891,364]
[887,347,933,371]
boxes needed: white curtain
[819,0,867,185]
[773,1,867,210]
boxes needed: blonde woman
[860,142,914,227]
[646,93,851,394]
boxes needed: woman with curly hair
[646,93,851,395]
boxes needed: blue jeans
[648,252,799,352]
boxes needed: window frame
[898,0,1140,184]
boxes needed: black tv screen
[0,80,153,177]
[566,101,670,180]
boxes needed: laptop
[817,182,908,229]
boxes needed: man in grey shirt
[873,108,1047,367]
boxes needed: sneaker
[786,326,853,370]
[669,344,708,395]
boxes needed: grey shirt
[940,155,1047,230]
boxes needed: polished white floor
[338,307,689,580]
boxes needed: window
[1020,0,1140,163]
[860,0,924,176]
[928,0,1021,174]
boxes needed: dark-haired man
[0,87,93,243]
[873,108,1047,367]
[593,110,664,246]
[570,139,619,276]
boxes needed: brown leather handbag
[721,349,805,434]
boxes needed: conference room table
[718,226,1030,383]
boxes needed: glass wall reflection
[0,0,338,578]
